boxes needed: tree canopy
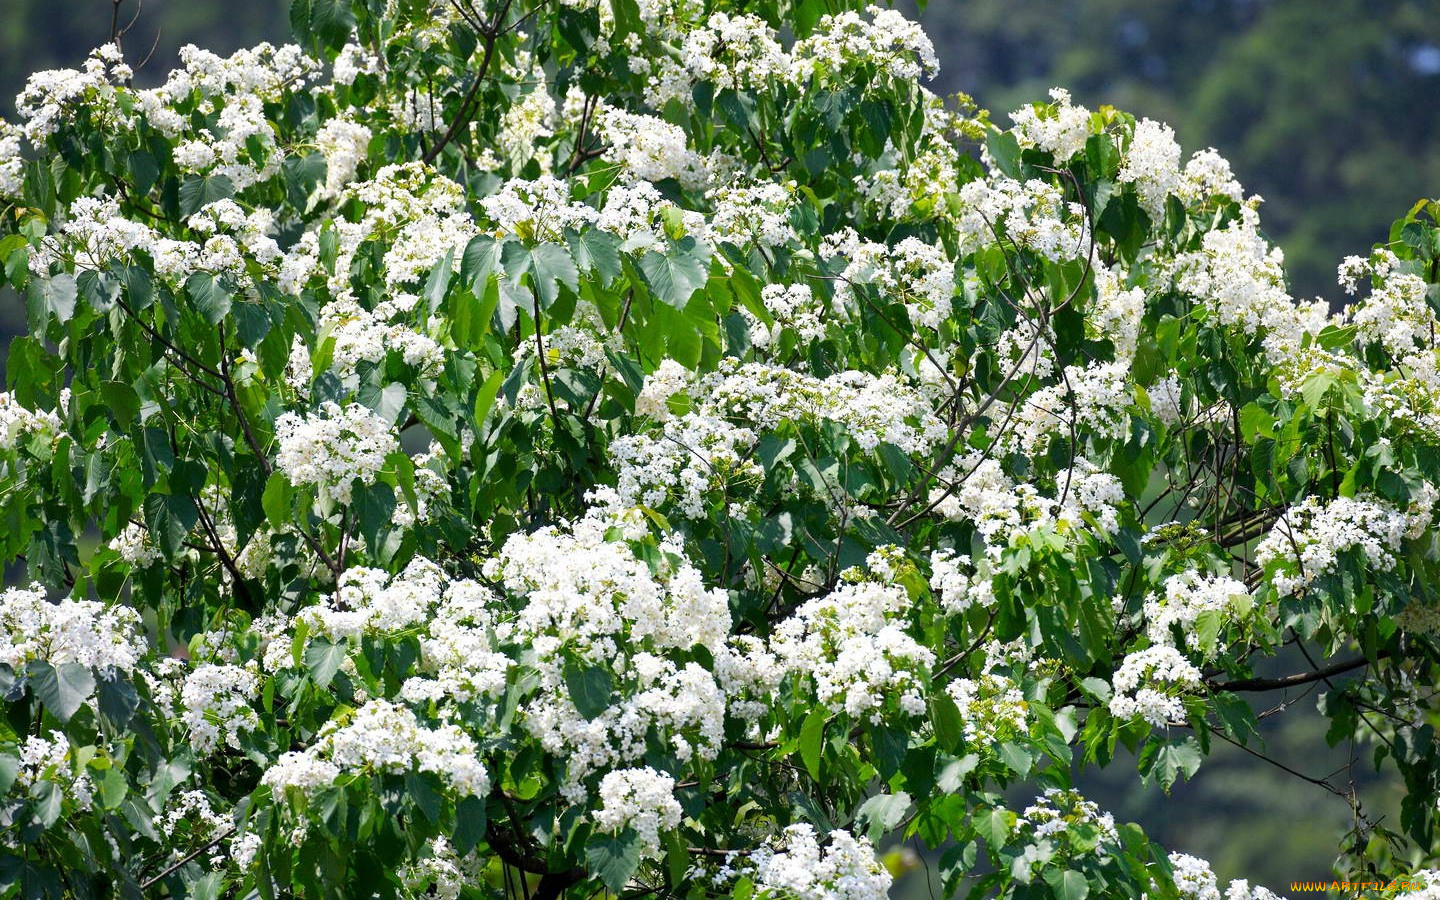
[2,0,1440,898]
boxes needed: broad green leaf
[639,239,707,308]
[587,829,643,893]
[29,661,95,724]
[143,491,199,559]
[179,173,235,218]
[563,658,613,720]
[186,272,232,324]
[1046,869,1090,900]
[304,638,347,688]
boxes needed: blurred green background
[1,0,1431,892]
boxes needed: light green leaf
[29,661,96,723]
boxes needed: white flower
[593,767,683,859]
[0,585,146,672]
[1254,494,1410,597]
[745,824,892,900]
[1010,88,1093,162]
[1108,646,1202,727]
[181,664,260,754]
[1143,570,1251,650]
[109,523,161,568]
[274,402,399,505]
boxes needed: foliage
[914,0,1440,301]
[1,0,1439,897]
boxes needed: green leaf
[930,689,964,751]
[97,677,140,729]
[299,0,355,50]
[520,242,580,310]
[586,829,643,893]
[283,152,328,211]
[977,807,1014,849]
[29,661,96,723]
[304,638,347,689]
[32,780,63,827]
[566,229,622,284]
[179,173,235,218]
[423,249,455,316]
[473,368,505,427]
[144,491,199,558]
[462,234,503,291]
[186,272,232,324]
[453,795,488,854]
[986,129,1023,178]
[263,472,293,529]
[0,754,17,795]
[563,658,612,720]
[33,274,77,326]
[639,239,707,308]
[856,791,910,841]
[1046,869,1090,900]
[353,481,396,554]
[358,381,407,425]
[799,708,826,781]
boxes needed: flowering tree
[2,0,1440,896]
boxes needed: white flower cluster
[315,117,374,201]
[13,733,94,811]
[793,5,939,84]
[1167,207,1331,362]
[287,558,513,706]
[744,824,892,900]
[274,402,399,505]
[0,585,146,672]
[1010,88,1094,163]
[1344,250,1436,359]
[107,523,161,569]
[1143,570,1251,651]
[598,180,706,252]
[822,229,955,331]
[180,664,261,754]
[1086,262,1147,363]
[482,520,738,796]
[1108,646,1202,727]
[0,391,62,451]
[262,699,490,800]
[635,359,693,421]
[609,412,763,519]
[397,837,487,900]
[593,767,683,859]
[15,43,132,142]
[1118,119,1246,217]
[928,549,995,614]
[945,673,1028,747]
[707,180,796,248]
[744,283,829,349]
[1016,788,1118,846]
[1054,457,1127,536]
[1169,852,1287,900]
[480,174,598,240]
[599,107,708,189]
[159,790,233,869]
[0,122,23,198]
[957,176,1090,264]
[772,551,935,721]
[1007,361,1133,454]
[699,360,947,455]
[1254,494,1413,597]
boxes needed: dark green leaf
[586,829,642,893]
[563,658,612,720]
